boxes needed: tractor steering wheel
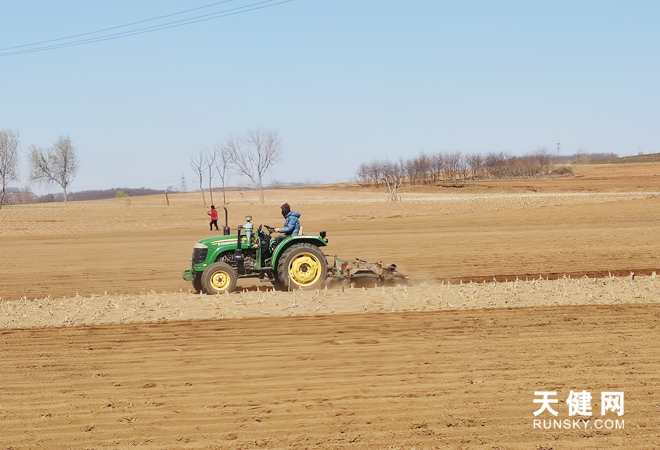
[263,225,276,235]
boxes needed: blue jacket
[281,211,301,236]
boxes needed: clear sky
[1,0,659,193]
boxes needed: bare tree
[213,144,232,232]
[0,129,20,208]
[445,151,462,180]
[484,152,510,178]
[221,130,282,204]
[531,147,554,172]
[466,153,485,179]
[404,156,418,185]
[355,162,372,187]
[203,148,216,205]
[28,136,79,204]
[405,153,432,185]
[190,151,207,205]
[416,153,432,184]
[431,153,446,182]
[368,160,384,188]
[382,160,404,201]
[214,144,230,206]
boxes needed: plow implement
[328,256,408,283]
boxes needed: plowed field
[1,162,660,449]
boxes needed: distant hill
[69,188,166,202]
[589,153,660,165]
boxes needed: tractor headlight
[192,242,209,264]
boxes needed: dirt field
[1,162,660,449]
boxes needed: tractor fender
[212,249,234,264]
[205,247,234,266]
[271,235,327,269]
[191,249,233,273]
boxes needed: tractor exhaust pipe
[223,206,230,235]
[234,226,245,275]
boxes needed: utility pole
[180,173,187,192]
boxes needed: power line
[0,0,291,56]
[0,0,295,57]
[0,0,238,52]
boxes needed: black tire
[192,272,203,294]
[270,276,285,291]
[201,262,238,295]
[277,244,327,290]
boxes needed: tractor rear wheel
[270,276,285,291]
[201,262,238,295]
[277,244,327,290]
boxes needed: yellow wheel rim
[288,252,322,287]
[210,270,232,291]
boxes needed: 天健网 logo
[533,391,624,430]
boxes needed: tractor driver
[271,203,300,249]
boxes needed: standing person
[271,203,300,248]
[208,205,219,231]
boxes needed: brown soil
[1,162,659,448]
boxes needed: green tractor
[183,216,329,294]
[183,215,408,294]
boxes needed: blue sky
[1,0,659,193]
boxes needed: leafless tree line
[356,148,574,189]
[191,130,282,205]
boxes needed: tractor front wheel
[201,262,238,295]
[192,272,203,294]
[277,244,327,290]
